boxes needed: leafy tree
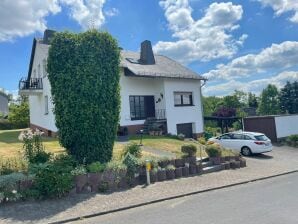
[279,81,298,114]
[258,84,280,115]
[248,92,258,108]
[202,96,222,116]
[221,95,241,109]
[8,96,29,128]
[47,30,120,164]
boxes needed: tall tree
[202,96,223,116]
[8,96,29,128]
[47,30,120,164]
[248,92,258,108]
[258,84,280,115]
[279,81,292,114]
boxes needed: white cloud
[154,1,246,63]
[204,41,298,80]
[105,8,119,17]
[257,0,298,23]
[203,70,298,96]
[61,0,106,29]
[0,0,61,42]
[0,0,108,42]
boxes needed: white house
[19,30,206,138]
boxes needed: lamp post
[139,129,144,146]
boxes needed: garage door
[177,123,193,138]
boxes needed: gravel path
[0,146,297,224]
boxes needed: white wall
[29,42,57,132]
[163,79,203,135]
[29,47,204,136]
[275,115,298,138]
[119,70,165,126]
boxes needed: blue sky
[0,0,298,96]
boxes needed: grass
[0,129,209,162]
[0,129,64,158]
[129,135,208,158]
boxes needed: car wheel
[241,146,252,156]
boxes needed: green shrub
[123,153,139,177]
[71,165,87,176]
[0,157,28,175]
[19,129,52,164]
[47,30,120,164]
[106,160,127,173]
[0,173,34,203]
[122,143,142,158]
[0,119,13,130]
[86,162,105,173]
[181,144,197,157]
[33,156,74,198]
[205,144,222,157]
[198,137,206,145]
[165,164,175,170]
[288,135,298,142]
[177,133,185,140]
[139,156,159,169]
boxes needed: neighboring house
[0,90,9,116]
[244,114,298,142]
[19,30,206,138]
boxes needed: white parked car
[207,131,273,156]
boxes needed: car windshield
[254,135,268,141]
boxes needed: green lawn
[0,129,207,160]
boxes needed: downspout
[200,79,207,136]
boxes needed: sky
[0,0,298,97]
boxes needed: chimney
[140,40,155,65]
[43,29,56,44]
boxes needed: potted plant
[189,164,197,175]
[174,167,183,178]
[71,165,88,193]
[182,165,189,177]
[181,144,197,165]
[157,167,167,181]
[166,165,175,180]
[205,144,222,165]
[86,162,105,192]
[174,157,185,168]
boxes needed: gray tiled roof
[120,51,205,80]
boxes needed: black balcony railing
[155,109,166,120]
[19,78,43,90]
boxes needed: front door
[144,96,155,118]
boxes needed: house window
[42,59,47,77]
[44,95,49,115]
[174,92,193,106]
[129,96,146,120]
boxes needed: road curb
[49,169,298,224]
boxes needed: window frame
[174,92,193,107]
[129,96,146,120]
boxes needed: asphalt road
[75,172,298,224]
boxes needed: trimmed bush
[181,144,197,157]
[86,162,105,173]
[122,143,142,158]
[205,144,222,158]
[33,156,74,198]
[47,30,120,164]
[123,153,139,178]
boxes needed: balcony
[19,78,43,95]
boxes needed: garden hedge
[47,30,120,164]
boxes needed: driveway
[0,146,297,224]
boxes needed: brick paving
[0,146,297,224]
